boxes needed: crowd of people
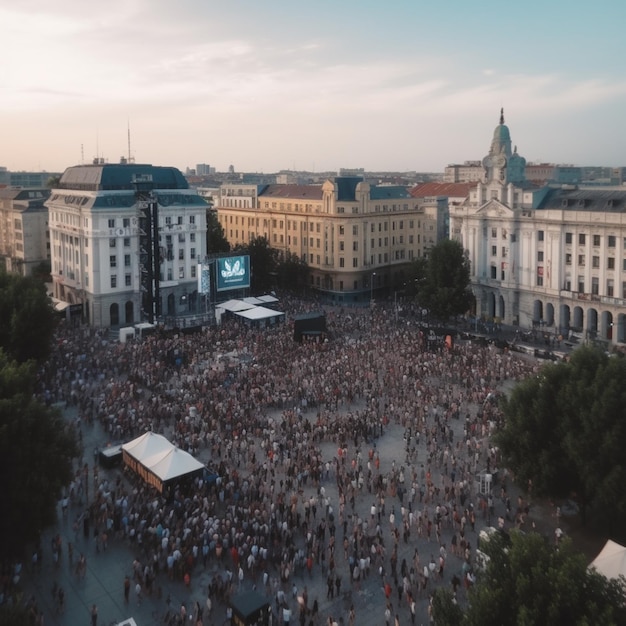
[29,298,540,625]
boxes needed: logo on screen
[221,258,246,279]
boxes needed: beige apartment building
[217,177,426,302]
[0,187,50,276]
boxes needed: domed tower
[481,109,526,185]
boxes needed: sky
[2,0,626,175]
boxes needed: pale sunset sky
[2,0,626,174]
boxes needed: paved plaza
[14,308,559,626]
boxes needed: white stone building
[46,163,207,327]
[452,111,626,345]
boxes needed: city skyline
[3,0,626,174]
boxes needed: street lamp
[370,272,376,304]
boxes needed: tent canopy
[122,432,204,492]
[217,299,256,312]
[589,539,626,580]
[234,306,285,321]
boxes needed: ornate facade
[452,111,626,345]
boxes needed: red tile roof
[410,182,476,199]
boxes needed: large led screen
[216,255,251,292]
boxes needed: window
[108,218,115,228]
[339,241,345,251]
[502,247,507,258]
[339,258,345,267]
[537,272,543,287]
[179,267,185,279]
[579,234,586,245]
[177,216,183,225]
[353,225,358,236]
[352,241,358,251]
[578,277,584,293]
[109,238,116,248]
[593,234,601,246]
[491,228,497,238]
[125,274,131,287]
[491,246,497,256]
[109,255,117,268]
[538,251,544,262]
[607,279,614,297]
[178,234,185,243]
[178,249,184,260]
[124,254,131,267]
[110,275,117,288]
[565,253,572,265]
[190,248,196,259]
[565,232,572,244]
[608,257,615,270]
[592,256,600,269]
[578,255,585,266]
[190,233,195,242]
[191,265,196,278]
[352,257,358,267]
[538,230,544,241]
[339,226,345,235]
[165,216,172,225]
[123,218,130,228]
[124,238,130,247]
[608,235,616,248]
[189,215,196,224]
[490,266,497,279]
[592,277,599,295]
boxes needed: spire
[500,107,505,125]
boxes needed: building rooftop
[538,187,626,213]
[410,182,477,199]
[57,164,189,192]
[259,184,323,200]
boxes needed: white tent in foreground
[589,539,626,580]
[122,432,204,493]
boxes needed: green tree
[206,209,230,254]
[275,251,309,293]
[0,351,79,557]
[464,532,626,626]
[431,588,464,625]
[496,346,626,529]
[234,236,277,293]
[419,239,472,321]
[0,271,56,363]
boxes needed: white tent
[122,432,204,493]
[150,447,205,483]
[122,432,171,460]
[217,299,256,312]
[589,539,626,580]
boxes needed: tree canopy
[206,209,230,254]
[496,346,626,529]
[234,236,277,293]
[0,351,79,557]
[415,239,473,321]
[433,532,626,626]
[275,251,309,293]
[0,271,56,363]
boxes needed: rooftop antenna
[127,119,134,163]
[81,143,84,165]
